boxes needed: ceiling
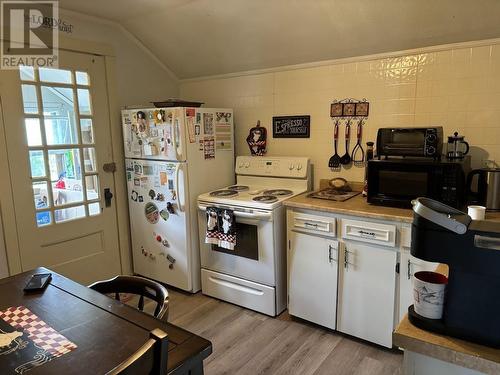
[59,0,500,79]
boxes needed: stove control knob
[244,162,250,168]
[288,163,295,170]
[238,162,244,168]
[296,163,303,170]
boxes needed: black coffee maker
[409,197,500,347]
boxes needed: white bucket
[413,271,448,320]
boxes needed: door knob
[103,162,116,173]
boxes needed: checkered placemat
[0,306,77,358]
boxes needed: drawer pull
[304,222,319,227]
[358,230,376,238]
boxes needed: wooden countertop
[285,192,500,224]
[394,264,500,374]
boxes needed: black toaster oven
[377,127,443,159]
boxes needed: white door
[126,159,192,291]
[288,231,338,329]
[122,107,186,162]
[337,240,397,348]
[0,50,122,284]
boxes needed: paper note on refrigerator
[203,113,214,135]
[204,137,215,159]
[215,112,232,151]
[186,115,196,143]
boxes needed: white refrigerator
[122,107,234,292]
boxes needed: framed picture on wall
[330,103,343,117]
[355,102,369,117]
[342,103,356,116]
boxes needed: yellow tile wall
[180,42,500,189]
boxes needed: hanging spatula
[328,120,341,169]
[340,119,352,165]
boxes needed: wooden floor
[155,289,403,375]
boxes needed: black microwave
[367,157,470,208]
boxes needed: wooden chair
[106,328,168,375]
[88,275,169,322]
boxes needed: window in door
[19,66,101,227]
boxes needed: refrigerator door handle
[172,110,183,161]
[176,163,184,212]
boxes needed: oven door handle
[198,204,272,220]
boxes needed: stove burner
[253,195,278,203]
[262,189,293,197]
[226,185,249,191]
[209,189,238,197]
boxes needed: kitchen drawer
[290,212,336,237]
[341,219,396,247]
[201,268,276,316]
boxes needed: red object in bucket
[414,271,448,284]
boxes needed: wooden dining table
[0,267,212,374]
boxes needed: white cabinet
[288,230,338,329]
[337,240,397,348]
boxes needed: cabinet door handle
[328,245,336,263]
[407,259,412,280]
[344,246,354,269]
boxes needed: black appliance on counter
[367,157,470,208]
[376,127,443,159]
[409,197,500,347]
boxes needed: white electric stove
[197,156,311,316]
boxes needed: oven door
[379,128,426,156]
[367,162,435,207]
[198,203,276,286]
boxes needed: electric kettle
[467,168,500,211]
[446,132,469,159]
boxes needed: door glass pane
[48,149,83,206]
[19,66,35,81]
[39,68,72,84]
[85,175,99,200]
[77,89,92,115]
[21,65,100,226]
[25,118,42,146]
[83,147,97,172]
[36,211,52,227]
[88,202,100,216]
[21,85,38,114]
[29,150,45,177]
[41,86,78,145]
[80,119,94,144]
[75,71,89,85]
[33,181,50,209]
[55,205,86,223]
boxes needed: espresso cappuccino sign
[272,115,310,138]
